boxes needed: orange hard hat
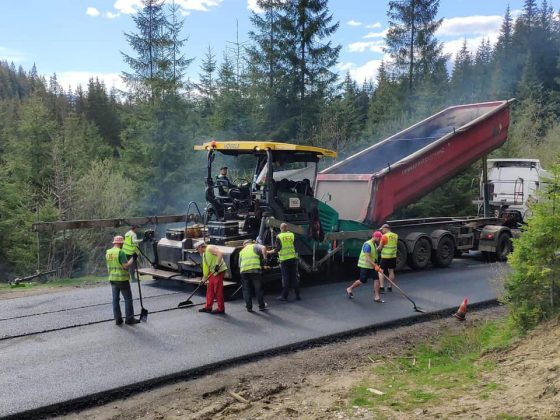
[113,235,124,244]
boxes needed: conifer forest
[1,0,560,278]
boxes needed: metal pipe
[482,156,489,217]
[266,149,273,207]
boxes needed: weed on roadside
[348,318,517,416]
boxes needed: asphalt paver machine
[138,141,338,285]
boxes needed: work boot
[211,309,225,314]
[276,296,288,301]
[259,303,268,311]
[247,307,254,313]
[125,318,140,325]
[198,307,212,313]
[115,318,123,326]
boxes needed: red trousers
[205,272,225,311]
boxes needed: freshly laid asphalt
[0,257,507,418]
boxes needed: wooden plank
[32,214,188,233]
[138,267,185,279]
[138,267,236,286]
[265,217,307,236]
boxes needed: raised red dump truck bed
[316,100,513,226]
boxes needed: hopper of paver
[315,100,514,226]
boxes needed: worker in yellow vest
[377,223,398,293]
[195,240,228,314]
[106,235,139,325]
[346,231,383,302]
[239,239,268,312]
[267,223,300,301]
[123,225,142,279]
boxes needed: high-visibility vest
[202,248,228,277]
[277,232,296,262]
[106,247,130,282]
[381,232,398,259]
[239,244,262,273]
[357,239,377,269]
[122,230,139,256]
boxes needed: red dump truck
[314,99,517,271]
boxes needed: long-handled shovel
[135,266,149,322]
[227,283,243,300]
[178,278,208,308]
[374,266,425,313]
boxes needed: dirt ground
[58,306,560,420]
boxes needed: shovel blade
[177,300,194,308]
[140,308,149,322]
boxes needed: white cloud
[113,0,142,14]
[173,0,222,12]
[247,0,289,13]
[442,34,498,57]
[0,46,27,64]
[55,72,126,92]
[348,40,385,54]
[105,11,120,19]
[365,22,382,29]
[86,7,100,17]
[347,20,362,27]
[247,0,262,13]
[338,60,382,84]
[364,29,388,39]
[111,0,220,16]
[437,15,503,37]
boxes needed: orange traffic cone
[453,298,468,321]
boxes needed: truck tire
[494,232,512,262]
[396,240,408,271]
[407,237,432,270]
[431,236,455,267]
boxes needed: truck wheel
[432,236,455,267]
[407,237,432,270]
[396,240,408,271]
[494,232,512,262]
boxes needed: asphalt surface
[0,257,507,418]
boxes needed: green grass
[494,414,522,420]
[349,319,517,415]
[0,275,106,293]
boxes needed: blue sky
[1,0,558,91]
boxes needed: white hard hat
[193,240,206,249]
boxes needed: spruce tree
[473,38,493,100]
[491,5,516,97]
[248,0,291,135]
[122,0,169,101]
[197,46,217,119]
[450,40,475,103]
[166,0,194,94]
[385,0,444,92]
[283,0,341,139]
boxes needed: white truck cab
[478,159,550,223]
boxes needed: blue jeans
[111,281,134,322]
